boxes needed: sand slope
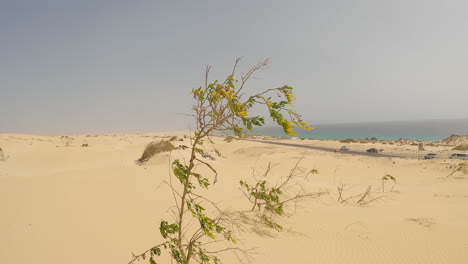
[1,133,468,263]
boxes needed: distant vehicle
[340,146,350,151]
[449,153,468,160]
[367,148,379,153]
[424,153,438,159]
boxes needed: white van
[449,153,468,160]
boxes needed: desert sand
[1,132,468,264]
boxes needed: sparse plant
[239,159,324,231]
[0,147,4,162]
[452,145,468,151]
[381,174,397,193]
[136,140,176,165]
[129,58,311,264]
[357,185,372,204]
[310,169,319,174]
[447,162,468,178]
[224,136,235,143]
[340,138,357,143]
[336,183,383,205]
[169,136,178,141]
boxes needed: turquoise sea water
[249,119,468,141]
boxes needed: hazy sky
[1,0,467,135]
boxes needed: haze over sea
[251,119,468,141]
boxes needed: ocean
[249,119,468,142]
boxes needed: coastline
[249,119,468,142]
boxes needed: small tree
[129,59,311,264]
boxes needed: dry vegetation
[453,145,468,151]
[447,162,468,178]
[340,138,357,143]
[224,136,235,143]
[136,140,175,165]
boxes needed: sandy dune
[1,132,468,264]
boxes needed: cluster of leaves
[239,160,321,231]
[381,174,397,193]
[240,179,284,231]
[129,59,311,264]
[240,179,284,214]
[190,59,311,138]
[382,174,396,182]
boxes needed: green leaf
[160,221,179,239]
[151,247,161,256]
[170,245,187,264]
[195,148,204,154]
[197,177,210,188]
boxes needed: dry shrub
[340,138,357,143]
[136,140,175,165]
[0,147,4,161]
[447,162,468,178]
[453,145,468,151]
[169,136,178,141]
[224,136,235,143]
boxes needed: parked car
[367,148,379,153]
[424,153,438,159]
[340,146,350,151]
[449,153,468,160]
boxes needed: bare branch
[128,242,167,264]
[194,157,219,184]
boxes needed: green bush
[136,140,175,165]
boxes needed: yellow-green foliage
[453,145,468,151]
[190,65,311,138]
[340,138,357,143]
[129,59,312,264]
[136,140,175,165]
